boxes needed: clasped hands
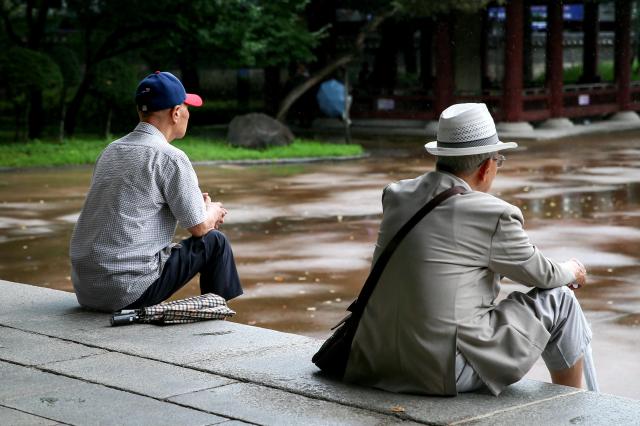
[203,192,227,229]
[563,258,587,290]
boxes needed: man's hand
[206,200,227,229]
[188,194,228,237]
[203,193,228,228]
[564,258,587,289]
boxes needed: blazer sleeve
[488,204,574,289]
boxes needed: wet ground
[1,131,639,398]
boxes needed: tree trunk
[14,103,22,141]
[276,7,398,122]
[58,104,66,143]
[64,69,94,137]
[58,87,67,143]
[105,106,112,140]
[22,101,30,141]
[263,66,281,115]
[276,55,353,122]
[343,69,351,144]
[27,89,44,139]
[25,0,51,140]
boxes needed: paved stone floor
[1,280,639,425]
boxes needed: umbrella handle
[110,310,141,326]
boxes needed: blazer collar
[432,170,473,192]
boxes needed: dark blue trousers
[126,230,243,309]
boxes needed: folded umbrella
[111,293,235,326]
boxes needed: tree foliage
[49,46,81,99]
[0,46,62,139]
[0,0,68,138]
[61,0,323,135]
[0,0,322,139]
[234,0,324,67]
[0,46,62,99]
[157,0,322,68]
[0,0,503,139]
[93,58,138,106]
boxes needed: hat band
[437,133,499,148]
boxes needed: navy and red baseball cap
[135,71,203,112]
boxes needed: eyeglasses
[477,154,506,169]
[493,154,506,168]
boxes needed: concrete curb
[192,153,369,167]
[311,117,640,141]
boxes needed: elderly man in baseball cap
[70,71,243,312]
[343,103,597,396]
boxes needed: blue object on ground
[316,79,345,118]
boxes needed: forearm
[489,206,575,288]
[187,200,226,237]
[494,249,575,289]
[187,217,216,237]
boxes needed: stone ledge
[1,280,639,425]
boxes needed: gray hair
[435,153,493,175]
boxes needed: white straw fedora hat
[425,103,518,156]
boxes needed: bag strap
[348,185,467,317]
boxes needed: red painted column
[546,0,564,117]
[615,0,632,110]
[580,1,600,83]
[502,0,524,121]
[434,17,454,115]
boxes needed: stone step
[1,280,639,425]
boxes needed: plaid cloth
[141,293,235,324]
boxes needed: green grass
[0,137,363,168]
[533,60,640,85]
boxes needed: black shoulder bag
[311,186,467,377]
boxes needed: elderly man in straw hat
[344,103,596,396]
[70,71,243,313]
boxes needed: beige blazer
[344,171,574,396]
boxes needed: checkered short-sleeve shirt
[70,122,207,311]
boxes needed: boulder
[227,113,294,149]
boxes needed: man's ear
[170,105,181,124]
[478,158,492,182]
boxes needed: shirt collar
[133,122,168,143]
